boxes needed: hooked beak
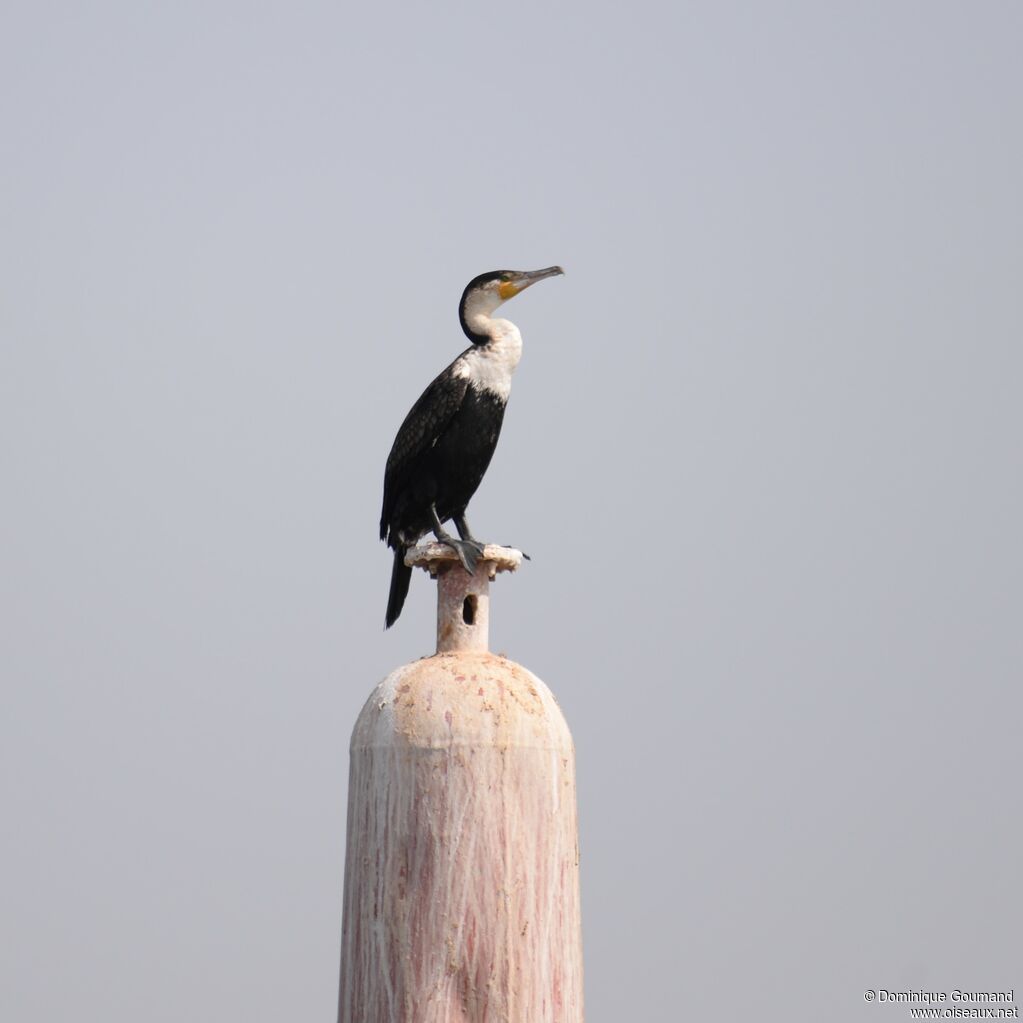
[498,265,564,300]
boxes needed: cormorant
[380,266,564,628]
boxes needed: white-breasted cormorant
[379,266,564,627]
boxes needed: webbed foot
[442,538,482,575]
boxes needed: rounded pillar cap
[353,651,573,752]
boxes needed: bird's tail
[385,546,412,629]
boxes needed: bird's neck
[472,316,522,359]
[461,289,509,345]
[464,310,517,345]
[457,317,522,400]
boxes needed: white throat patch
[453,319,522,400]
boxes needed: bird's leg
[430,505,480,575]
[453,513,486,556]
[455,512,531,560]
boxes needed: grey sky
[1,2,1020,1021]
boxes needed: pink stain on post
[338,544,584,1022]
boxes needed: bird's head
[459,266,564,343]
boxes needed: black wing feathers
[380,364,469,541]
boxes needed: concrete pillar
[338,544,584,1022]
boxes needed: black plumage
[379,266,563,628]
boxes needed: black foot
[441,537,482,575]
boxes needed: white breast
[454,319,522,401]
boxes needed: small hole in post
[462,595,477,625]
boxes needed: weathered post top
[405,543,523,654]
